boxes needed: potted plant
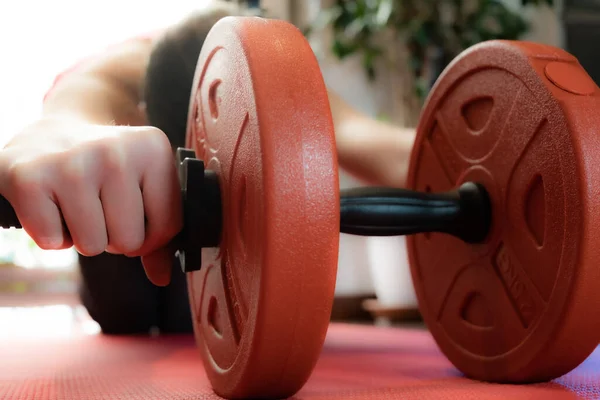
[307,0,554,126]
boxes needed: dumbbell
[1,16,600,400]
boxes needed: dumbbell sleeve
[340,182,491,244]
[0,195,21,229]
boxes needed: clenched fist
[0,116,183,286]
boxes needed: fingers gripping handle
[0,195,21,229]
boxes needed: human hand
[0,116,182,286]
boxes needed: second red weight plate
[184,17,340,399]
[407,41,600,382]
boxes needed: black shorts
[78,252,193,334]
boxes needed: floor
[0,268,595,399]
[0,312,597,400]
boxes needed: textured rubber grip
[340,182,491,243]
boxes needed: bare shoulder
[88,36,158,89]
[42,34,163,127]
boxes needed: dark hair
[143,4,241,148]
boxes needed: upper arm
[86,36,158,97]
[42,36,159,126]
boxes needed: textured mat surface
[1,323,599,399]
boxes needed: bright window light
[0,1,213,268]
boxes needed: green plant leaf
[332,38,360,59]
[310,0,550,103]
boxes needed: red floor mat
[0,323,597,399]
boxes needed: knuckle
[30,233,60,250]
[141,127,172,159]
[61,157,88,189]
[111,232,145,255]
[35,240,56,251]
[75,241,106,257]
[71,227,108,257]
[5,162,45,199]
[82,137,127,176]
[100,142,127,175]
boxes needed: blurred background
[0,0,579,333]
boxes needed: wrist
[4,114,93,149]
[40,110,95,125]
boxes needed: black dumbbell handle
[0,181,492,244]
[339,182,491,243]
[0,195,20,229]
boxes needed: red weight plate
[406,40,600,383]
[184,17,339,399]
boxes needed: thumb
[140,245,176,287]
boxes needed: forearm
[335,116,415,187]
[327,89,415,187]
[41,38,155,126]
